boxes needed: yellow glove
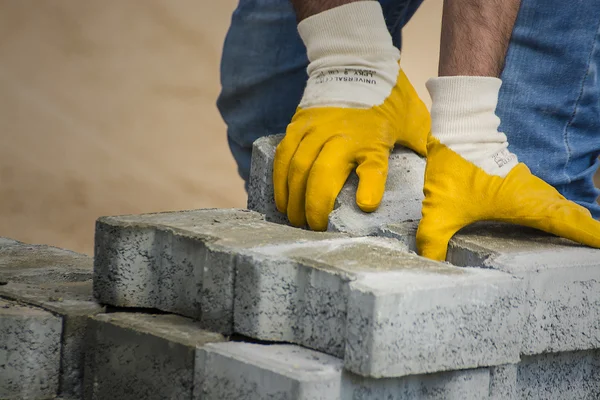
[416,137,600,261]
[273,2,430,231]
[417,77,600,261]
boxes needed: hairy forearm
[439,0,521,77]
[291,0,368,21]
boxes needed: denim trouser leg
[217,0,424,188]
[498,0,600,217]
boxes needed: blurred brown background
[0,1,596,255]
[0,0,443,254]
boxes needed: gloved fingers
[502,182,600,249]
[273,120,310,214]
[416,210,467,261]
[286,134,329,228]
[305,138,355,231]
[535,203,600,248]
[355,149,390,212]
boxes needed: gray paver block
[443,222,600,355]
[198,342,343,400]
[94,208,343,334]
[247,134,289,226]
[0,240,101,399]
[345,254,523,377]
[328,149,425,236]
[0,238,92,284]
[247,134,426,235]
[0,298,62,400]
[0,281,104,399]
[517,350,600,400]
[377,220,420,252]
[83,312,225,400]
[489,364,518,400]
[235,235,523,377]
[344,367,490,400]
[200,342,492,400]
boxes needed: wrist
[426,76,519,177]
[297,1,400,109]
[298,1,399,67]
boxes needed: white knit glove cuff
[426,76,519,177]
[297,1,400,109]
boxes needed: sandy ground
[0,1,596,255]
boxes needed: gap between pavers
[247,134,426,236]
[0,237,104,399]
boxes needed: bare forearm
[291,0,368,21]
[439,0,521,77]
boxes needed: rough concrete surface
[444,222,600,355]
[247,135,426,236]
[377,220,420,252]
[94,208,343,334]
[0,237,93,284]
[489,364,518,400]
[83,312,225,400]
[517,350,600,400]
[236,235,522,377]
[198,342,343,400]
[344,367,491,400]
[0,298,62,400]
[345,258,523,377]
[0,281,104,399]
[0,237,102,398]
[246,134,289,226]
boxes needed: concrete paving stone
[0,281,104,399]
[344,367,491,400]
[327,149,425,236]
[247,135,426,235]
[247,134,289,226]
[234,237,407,358]
[0,298,62,400]
[235,236,523,377]
[346,257,523,377]
[94,208,343,333]
[516,350,600,400]
[83,312,225,400]
[0,238,101,398]
[488,364,518,400]
[197,342,343,400]
[199,342,493,400]
[377,220,420,252]
[0,237,93,284]
[443,222,600,355]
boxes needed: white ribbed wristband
[297,1,400,109]
[426,76,519,177]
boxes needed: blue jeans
[217,0,600,218]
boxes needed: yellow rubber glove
[274,68,429,230]
[273,2,430,231]
[416,136,600,261]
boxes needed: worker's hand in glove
[416,77,600,261]
[273,2,430,231]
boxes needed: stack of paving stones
[0,238,104,400]
[3,134,600,399]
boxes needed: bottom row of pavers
[84,312,600,400]
[4,292,600,400]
